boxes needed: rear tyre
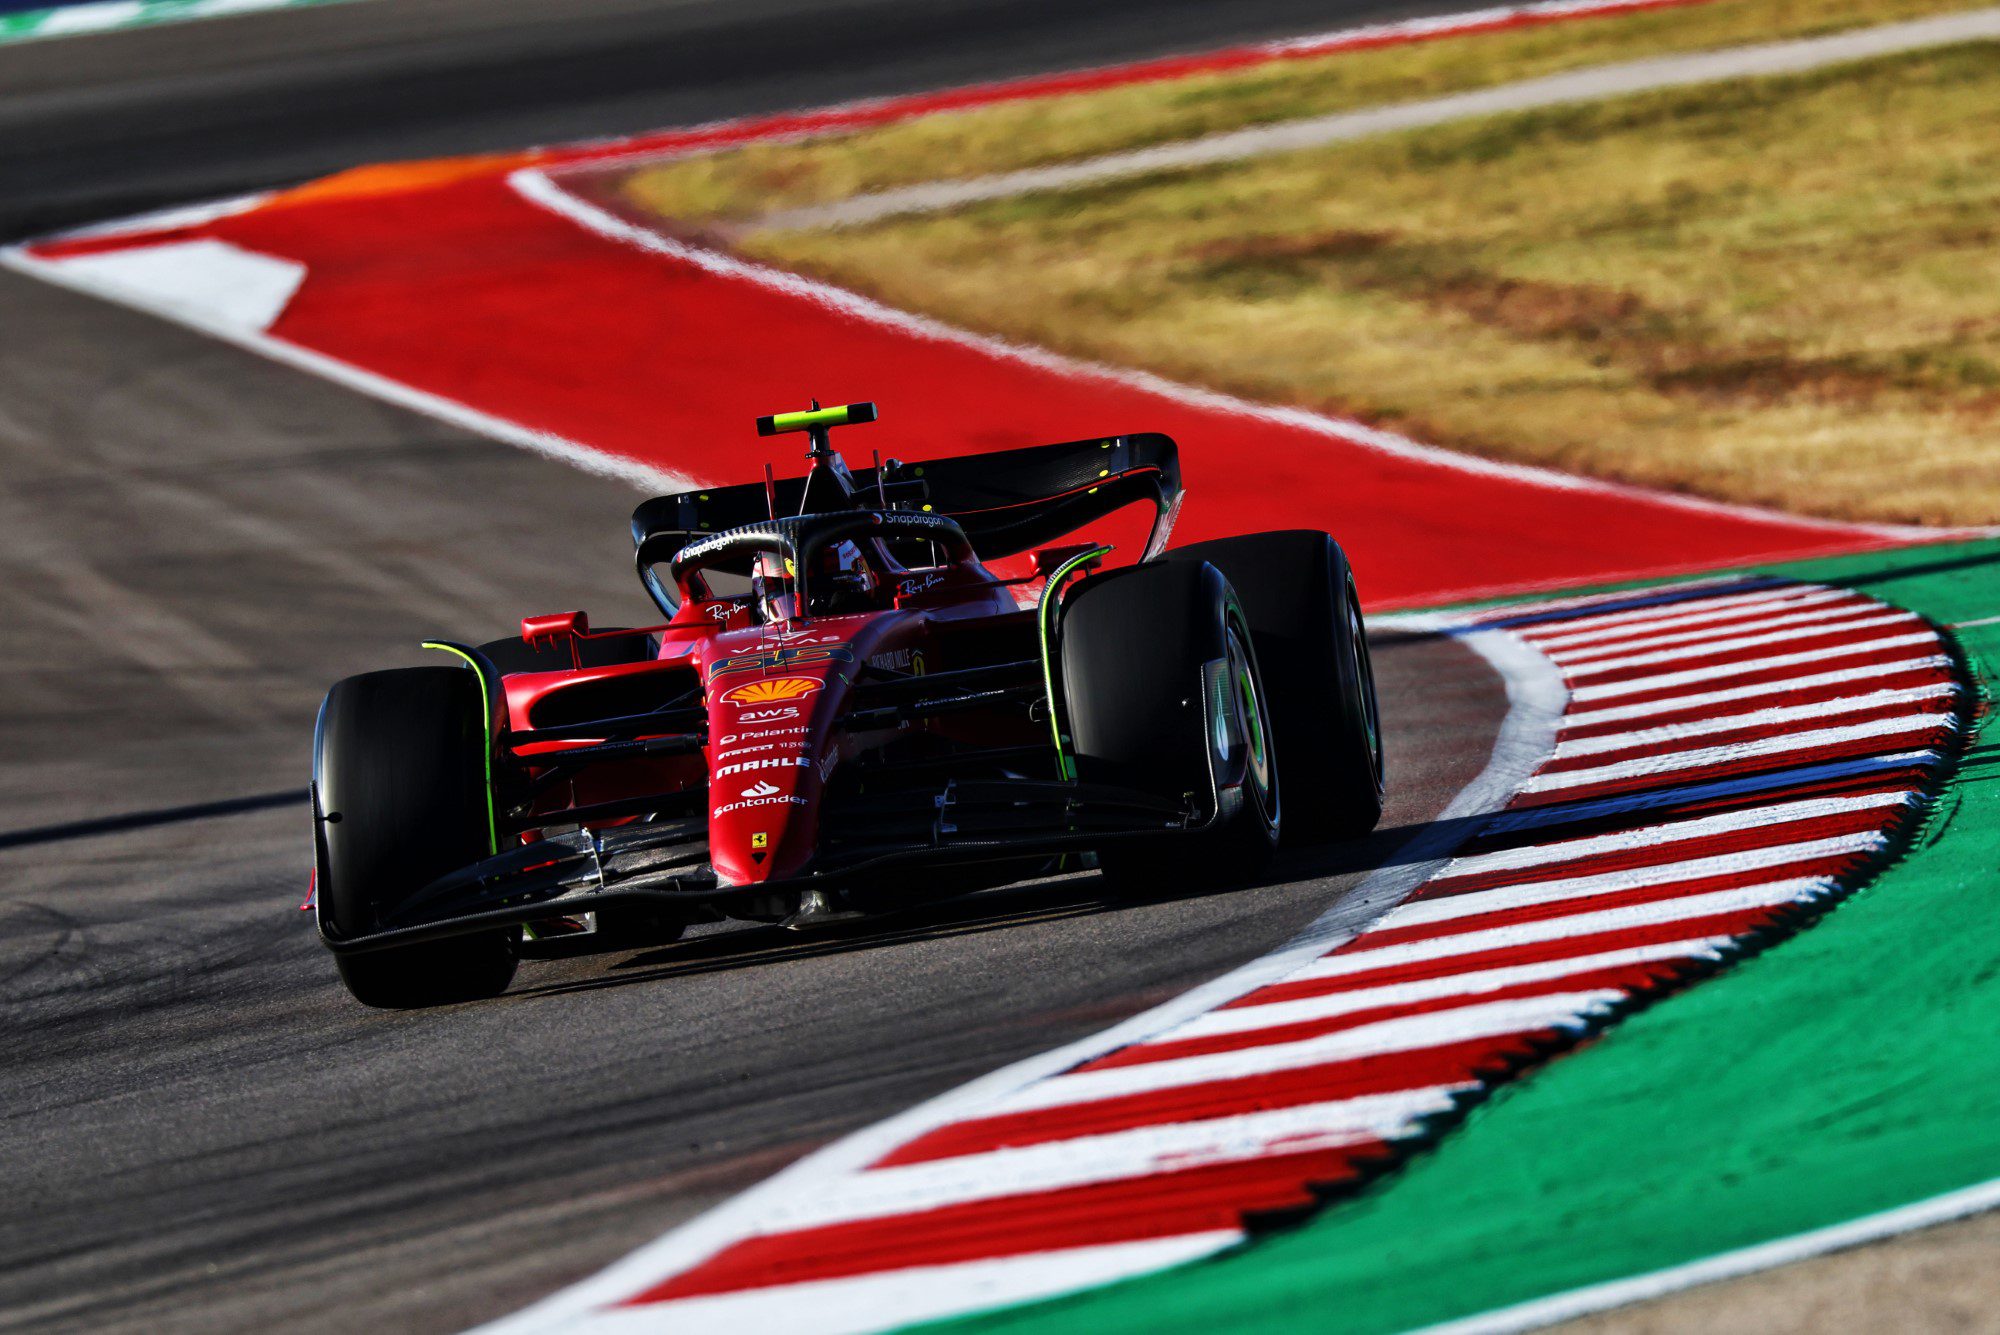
[314,666,517,1008]
[1168,531,1383,842]
[1061,560,1279,893]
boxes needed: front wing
[317,777,1208,954]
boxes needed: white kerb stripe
[1174,939,1731,1042]
[1306,879,1833,980]
[982,993,1616,1117]
[1523,588,1854,648]
[1489,580,1792,636]
[1385,832,1882,930]
[578,1232,1244,1335]
[1465,578,1784,630]
[38,4,147,36]
[1551,684,1957,759]
[1436,792,1910,879]
[1561,655,1951,726]
[1545,601,1886,664]
[1569,633,1939,701]
[1480,749,1939,838]
[760,1087,1464,1233]
[1561,611,1915,678]
[1523,714,1953,793]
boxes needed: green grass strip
[921,535,2000,1335]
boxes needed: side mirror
[521,610,589,649]
[1031,544,1106,577]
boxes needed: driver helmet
[750,551,796,623]
[808,540,879,615]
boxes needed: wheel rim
[1224,624,1277,827]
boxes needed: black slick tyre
[1167,530,1383,842]
[313,666,517,1008]
[1060,560,1279,893]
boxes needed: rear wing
[631,433,1183,613]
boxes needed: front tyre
[1060,560,1279,893]
[314,666,517,1008]
[1167,531,1384,841]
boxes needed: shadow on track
[504,806,1476,1004]
[0,789,307,851]
[510,872,1127,1003]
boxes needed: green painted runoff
[919,535,2000,1335]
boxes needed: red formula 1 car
[310,403,1383,1006]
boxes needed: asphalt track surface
[0,1,1507,1330]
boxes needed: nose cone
[703,617,887,887]
[704,662,843,887]
[707,752,819,884]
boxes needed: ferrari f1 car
[310,403,1383,1006]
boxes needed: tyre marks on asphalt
[482,574,1964,1334]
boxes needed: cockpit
[750,540,882,620]
[670,510,973,627]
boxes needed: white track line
[39,192,272,242]
[1410,1174,2000,1335]
[746,9,2000,233]
[1436,792,1912,878]
[1562,656,1952,726]
[0,250,688,494]
[1550,684,1957,758]
[1523,714,1953,792]
[593,1232,1245,1335]
[6,117,1938,583]
[1569,632,1942,701]
[550,0,1763,177]
[511,169,1930,544]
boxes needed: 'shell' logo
[721,677,821,706]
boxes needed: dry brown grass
[733,43,2000,526]
[613,0,1993,226]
